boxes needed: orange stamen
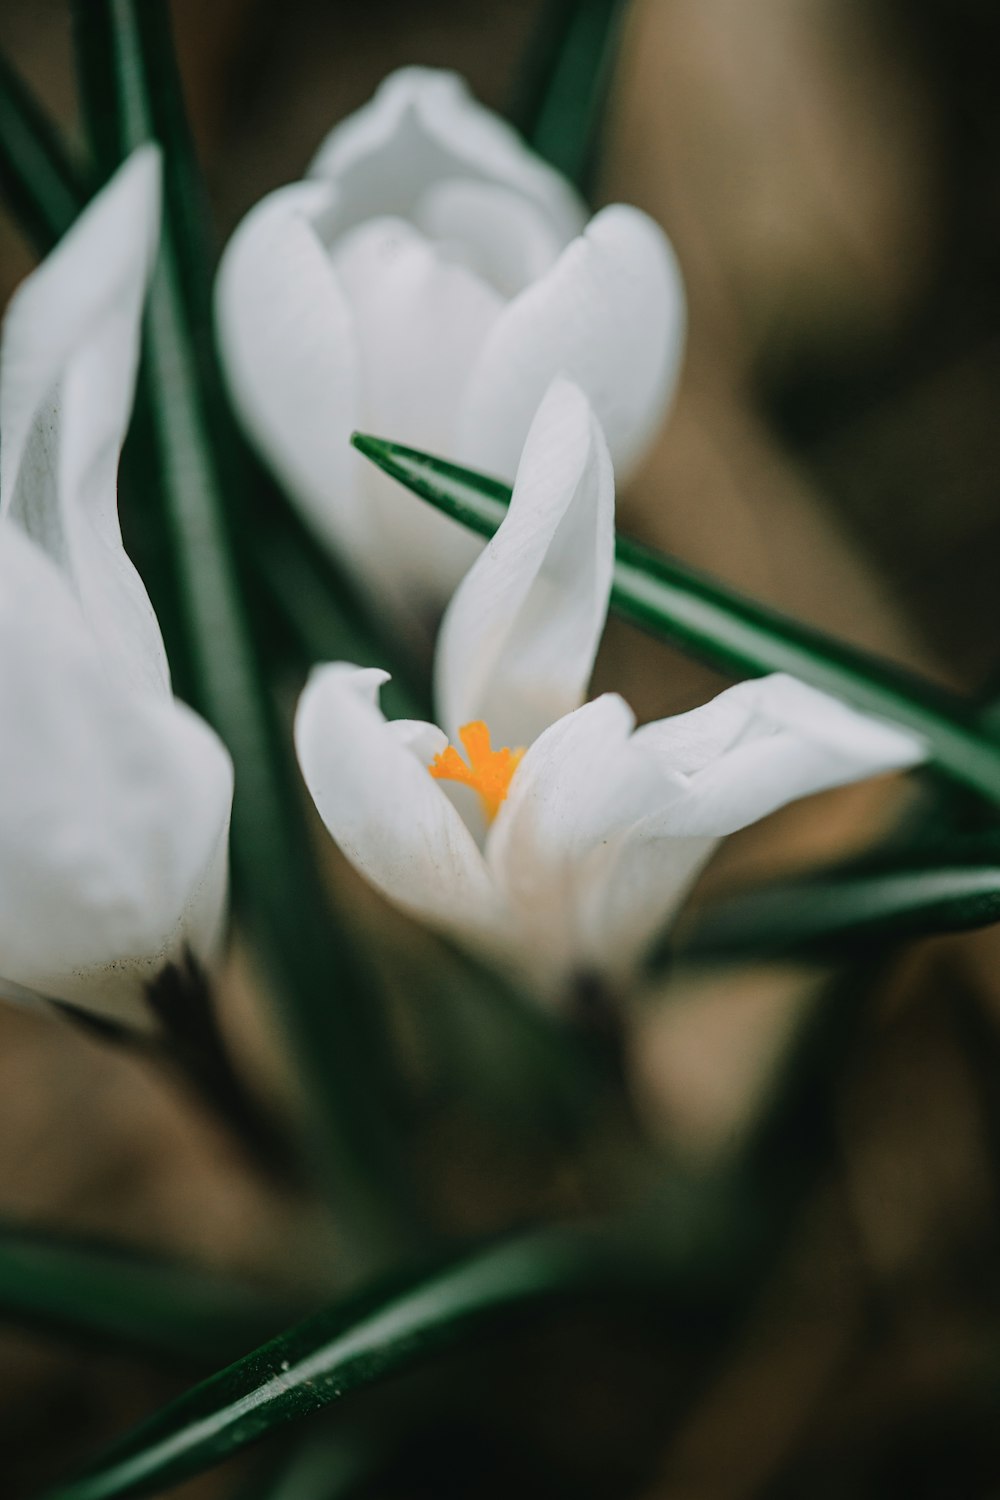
[430,720,525,822]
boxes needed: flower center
[429,721,525,822]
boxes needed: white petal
[482,695,641,988]
[575,826,719,982]
[486,673,927,986]
[435,379,614,748]
[0,147,170,697]
[558,675,927,978]
[630,673,927,837]
[489,695,650,863]
[387,717,450,761]
[295,664,499,945]
[214,181,384,584]
[309,67,586,245]
[459,205,685,482]
[413,179,566,297]
[0,528,233,1026]
[485,693,703,990]
[329,216,505,606]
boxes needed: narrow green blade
[0,1222,299,1365]
[351,434,1000,806]
[43,1231,607,1500]
[676,841,1000,967]
[70,2,424,1262]
[509,0,630,190]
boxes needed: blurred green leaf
[510,0,630,191]
[351,434,1000,806]
[674,837,1000,968]
[0,50,85,252]
[43,1229,612,1500]
[228,1428,382,1500]
[397,934,604,1141]
[69,0,425,1263]
[0,1222,300,1366]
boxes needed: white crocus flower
[0,147,234,1028]
[295,381,926,1005]
[215,65,684,619]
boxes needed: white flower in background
[215,66,684,618]
[295,381,927,1005]
[0,147,234,1028]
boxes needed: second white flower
[215,66,685,618]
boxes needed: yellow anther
[430,720,524,822]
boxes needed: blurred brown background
[2,0,1000,1495]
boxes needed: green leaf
[42,1230,611,1500]
[674,839,1000,967]
[228,1428,384,1500]
[399,935,604,1140]
[0,50,86,252]
[0,1222,300,1366]
[509,0,630,191]
[70,1,425,1263]
[350,434,1000,806]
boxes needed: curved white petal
[435,379,614,749]
[0,528,233,1026]
[459,205,685,483]
[308,67,586,245]
[489,695,654,865]
[488,673,926,987]
[414,179,566,297]
[214,180,385,585]
[329,216,504,605]
[483,695,653,992]
[295,664,500,946]
[486,693,704,991]
[387,717,450,761]
[0,147,169,697]
[571,822,718,982]
[630,673,927,838]
[576,674,926,978]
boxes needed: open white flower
[215,66,684,618]
[296,381,926,1004]
[0,147,234,1028]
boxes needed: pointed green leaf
[675,840,1000,967]
[351,434,1000,806]
[509,0,630,190]
[0,1222,300,1366]
[43,1231,610,1500]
